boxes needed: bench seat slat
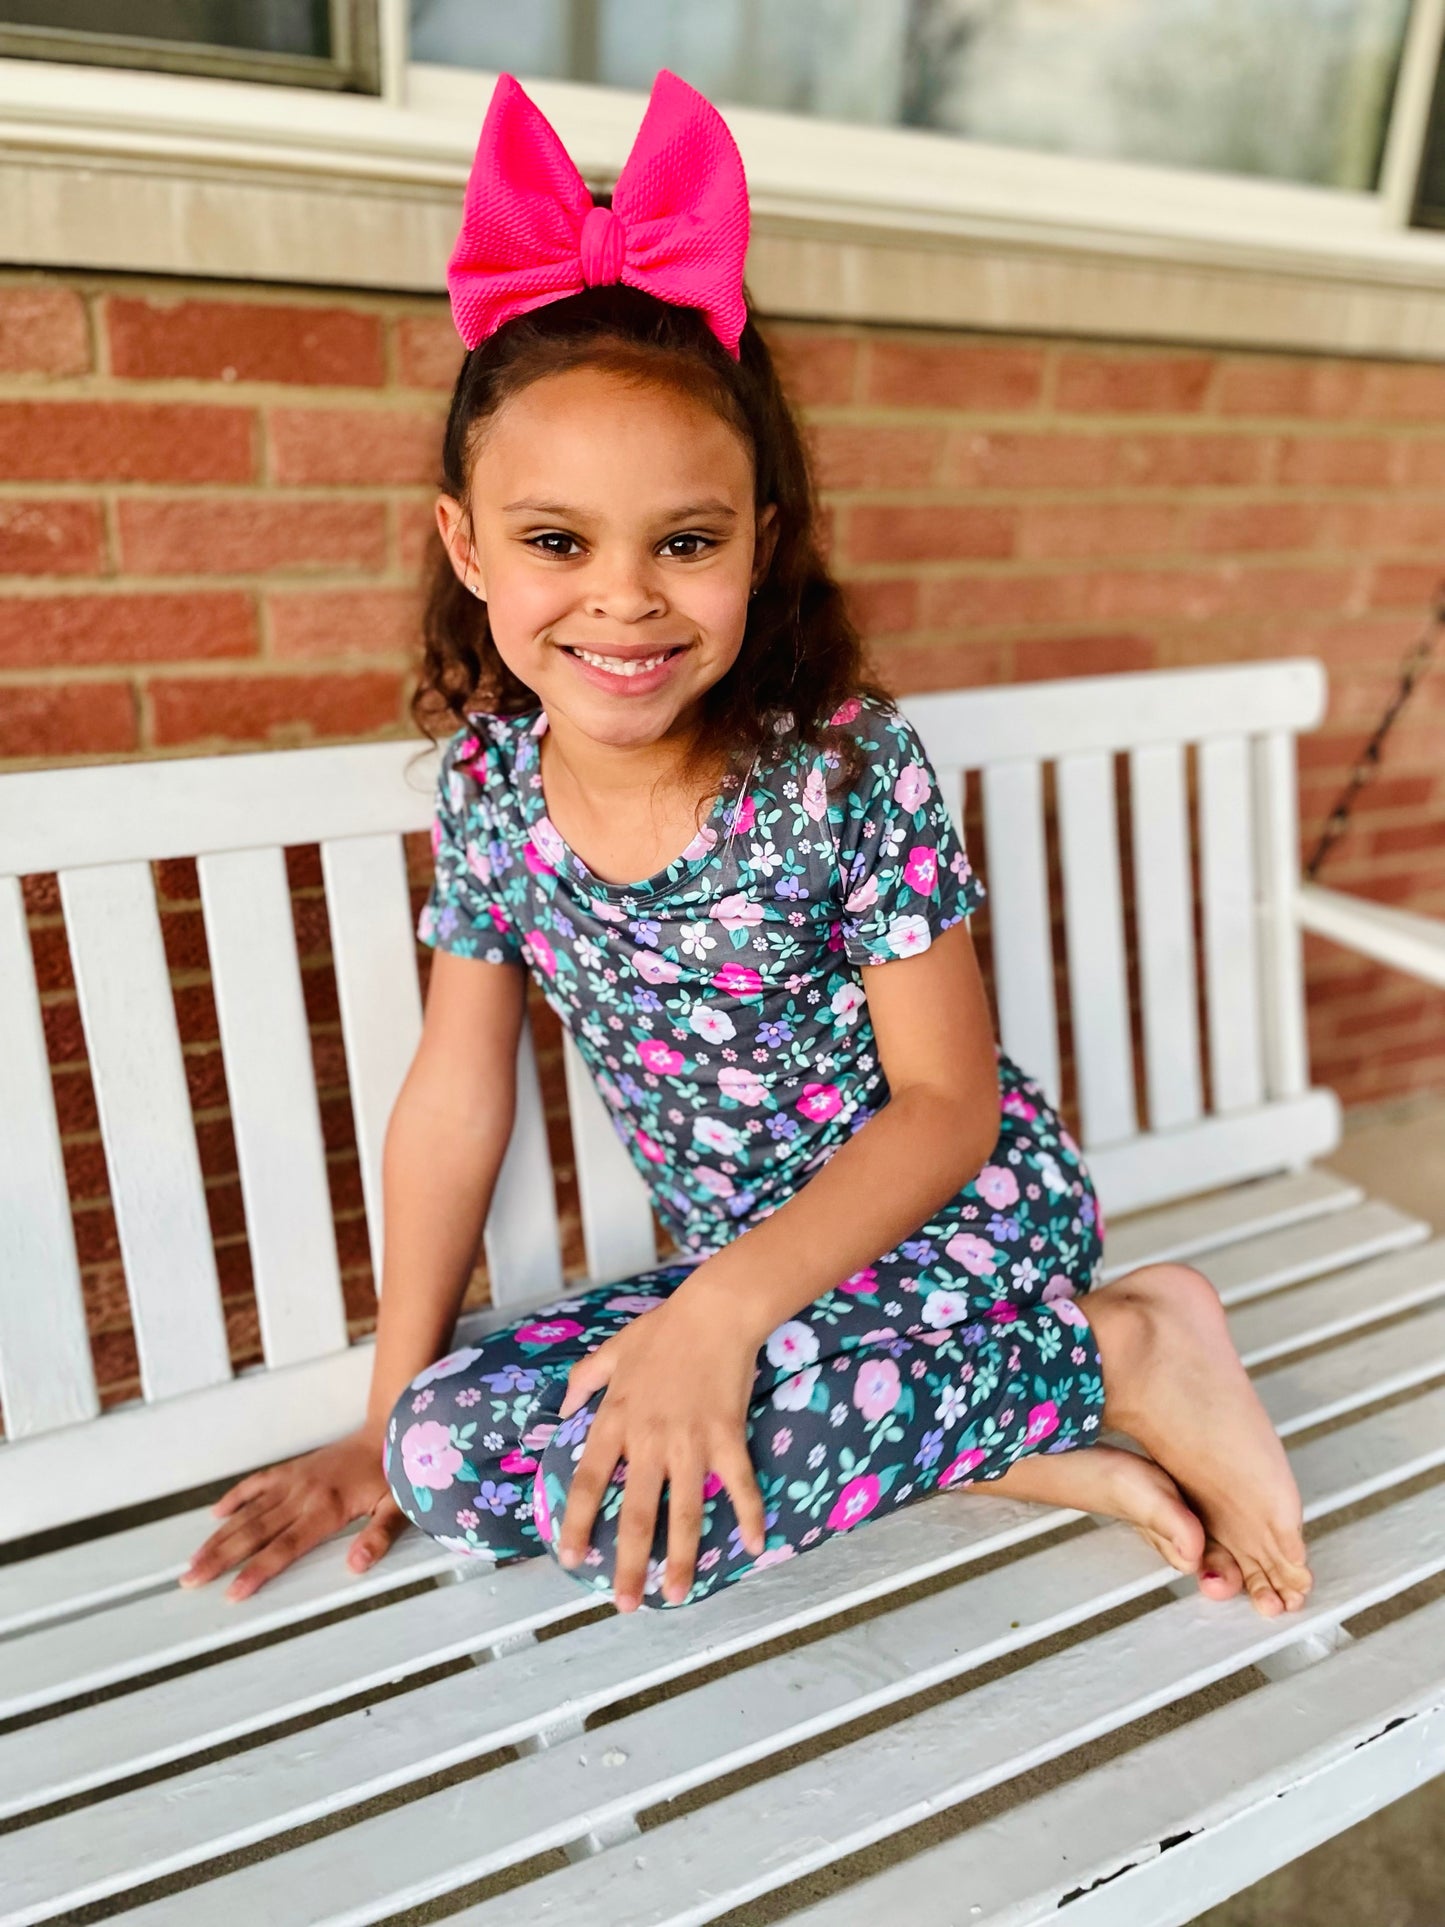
[981,759,1061,1106]
[0,878,97,1437]
[197,846,347,1367]
[7,1300,1442,1923]
[787,1586,1445,1927]
[58,862,231,1402]
[1098,1166,1360,1277]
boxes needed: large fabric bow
[447,67,750,360]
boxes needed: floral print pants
[382,1071,1108,1610]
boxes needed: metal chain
[1304,576,1445,880]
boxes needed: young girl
[181,68,1313,1622]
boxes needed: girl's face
[437,363,777,754]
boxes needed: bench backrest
[0,658,1332,1540]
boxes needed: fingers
[717,1436,768,1560]
[179,1497,289,1588]
[347,1495,409,1573]
[208,1469,271,1520]
[663,1454,705,1607]
[556,1418,623,1576]
[223,1515,332,1604]
[613,1460,666,1612]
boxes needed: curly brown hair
[412,206,897,815]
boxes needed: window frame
[0,0,1442,293]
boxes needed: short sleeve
[834,703,986,966]
[416,729,525,967]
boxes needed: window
[1417,30,1445,225]
[409,0,1413,195]
[0,0,381,92]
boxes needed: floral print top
[417,693,987,1260]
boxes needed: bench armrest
[1296,881,1445,989]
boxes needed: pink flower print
[499,1448,538,1475]
[522,930,557,976]
[411,1345,483,1388]
[796,1081,842,1122]
[1002,1090,1039,1121]
[635,1129,668,1164]
[698,1545,722,1572]
[750,1543,797,1570]
[939,1446,987,1488]
[464,839,494,887]
[975,1164,1020,1210]
[772,1427,793,1455]
[882,913,931,957]
[832,981,866,1023]
[690,1005,736,1045]
[515,1316,584,1347]
[1026,1401,1059,1444]
[827,1473,881,1531]
[854,1356,901,1420]
[772,1364,820,1410]
[693,1115,744,1157]
[718,1064,767,1105]
[903,846,938,893]
[638,1037,686,1075]
[714,891,765,934]
[986,1299,1019,1324]
[734,792,758,835]
[633,949,683,985]
[766,1320,821,1371]
[456,1508,478,1529]
[945,1232,1000,1277]
[1042,1273,1076,1306]
[827,696,863,727]
[430,816,443,857]
[680,821,719,861]
[694,1166,738,1199]
[713,959,763,997]
[802,767,829,822]
[1051,1295,1092,1330]
[526,823,564,873]
[838,1264,878,1295]
[410,1388,434,1413]
[921,1287,972,1328]
[531,1464,551,1542]
[844,873,880,916]
[606,1293,662,1315]
[702,1468,725,1499]
[401,1420,463,1491]
[894,762,932,812]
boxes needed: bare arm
[361,946,528,1443]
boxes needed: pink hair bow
[447,67,750,360]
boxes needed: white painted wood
[1192,1200,1428,1307]
[1198,735,1265,1113]
[1055,750,1138,1148]
[22,1379,1445,1927]
[1099,1166,1362,1279]
[0,739,439,875]
[561,1030,660,1283]
[482,1012,567,1309]
[1253,730,1311,1099]
[1128,742,1202,1130]
[1084,1089,1341,1219]
[1297,880,1445,989]
[58,861,232,1403]
[0,875,97,1437]
[981,759,1061,1105]
[900,660,1325,770]
[1230,1237,1445,1366]
[787,1593,1445,1926]
[320,832,423,1293]
[10,1294,1440,1925]
[435,1489,1445,1927]
[197,845,347,1367]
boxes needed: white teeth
[571,647,675,677]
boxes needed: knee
[532,1410,688,1610]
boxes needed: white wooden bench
[2,658,1443,1926]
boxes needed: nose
[584,552,667,623]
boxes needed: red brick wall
[4,270,1443,1418]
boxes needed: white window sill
[3,55,1445,357]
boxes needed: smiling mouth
[562,645,687,677]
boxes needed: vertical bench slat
[59,863,232,1402]
[197,848,348,1369]
[0,877,99,1437]
[1253,729,1310,1101]
[1199,734,1265,1113]
[319,834,424,1298]
[980,760,1061,1107]
[1128,742,1203,1130]
[1055,751,1138,1148]
[483,1015,566,1308]
[562,1031,660,1284]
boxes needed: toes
[1197,1539,1244,1600]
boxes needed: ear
[436,491,484,599]
[752,501,780,588]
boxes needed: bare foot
[976,1442,1207,1577]
[1084,1263,1315,1618]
